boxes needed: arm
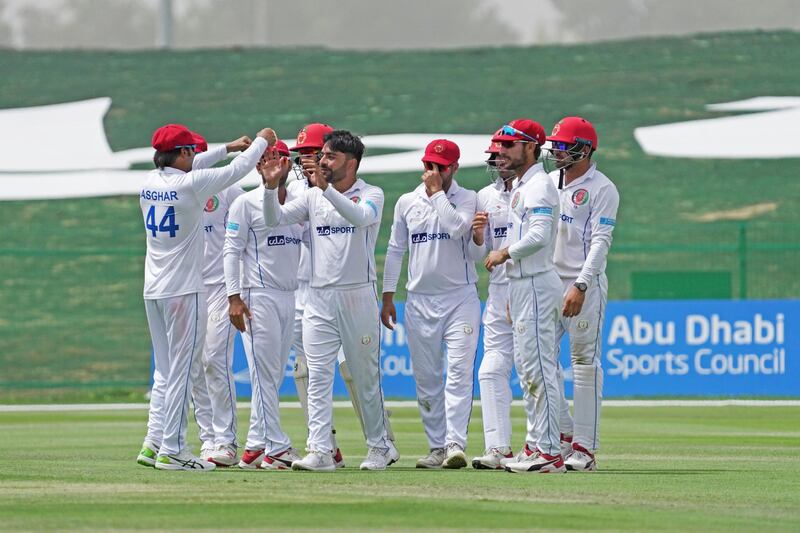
[576,183,619,285]
[429,190,474,239]
[192,145,227,170]
[223,198,251,332]
[262,187,309,227]
[381,200,408,330]
[508,181,557,260]
[192,136,268,200]
[322,185,383,227]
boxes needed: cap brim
[421,155,455,167]
[491,134,520,142]
[289,142,323,152]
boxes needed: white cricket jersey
[476,180,513,286]
[550,163,619,284]
[262,178,383,289]
[382,181,478,295]
[504,163,560,279]
[224,186,305,294]
[139,137,267,299]
[287,178,312,283]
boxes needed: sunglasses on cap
[501,124,538,144]
[551,140,591,151]
[174,144,197,150]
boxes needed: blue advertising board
[207,299,799,399]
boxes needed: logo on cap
[434,144,444,153]
[552,122,562,136]
[297,130,307,145]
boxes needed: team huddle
[136,116,619,474]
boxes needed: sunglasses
[174,144,197,150]
[501,124,538,144]
[498,140,529,149]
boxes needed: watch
[574,282,588,293]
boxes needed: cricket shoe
[291,450,336,472]
[200,442,215,462]
[136,442,159,467]
[154,450,216,471]
[505,442,535,467]
[262,447,302,470]
[238,449,266,470]
[333,447,345,469]
[560,433,573,458]
[471,447,513,470]
[359,442,400,471]
[209,443,238,467]
[415,447,445,469]
[564,443,597,472]
[504,449,565,474]
[443,443,467,470]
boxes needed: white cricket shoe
[155,450,216,471]
[238,449,266,470]
[443,443,467,470]
[560,433,573,458]
[209,443,238,467]
[359,442,400,471]
[136,442,159,467]
[291,450,336,472]
[472,447,513,470]
[564,444,597,472]
[505,449,566,474]
[200,442,215,462]
[262,447,302,470]
[416,447,445,469]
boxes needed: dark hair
[534,144,542,160]
[323,130,364,168]
[153,148,182,170]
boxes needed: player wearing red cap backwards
[382,139,482,469]
[484,119,566,474]
[137,123,273,471]
[260,130,398,471]
[221,140,305,470]
[545,117,619,472]
[470,131,536,469]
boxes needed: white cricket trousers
[556,273,607,452]
[144,293,207,456]
[478,283,536,451]
[242,287,295,454]
[303,284,390,453]
[508,270,562,456]
[406,285,481,450]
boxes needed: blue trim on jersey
[365,230,370,284]
[223,318,237,441]
[581,208,592,260]
[250,228,265,288]
[365,200,378,218]
[530,276,555,453]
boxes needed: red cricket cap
[290,123,334,151]
[491,119,546,145]
[273,139,290,156]
[422,139,460,167]
[547,116,598,149]
[485,129,503,153]
[191,132,208,153]
[151,123,195,152]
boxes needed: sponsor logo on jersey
[141,190,178,202]
[531,206,553,215]
[572,188,589,206]
[226,222,240,232]
[315,225,356,236]
[267,235,302,246]
[600,216,616,226]
[204,195,220,213]
[411,232,451,244]
[560,213,574,223]
[493,227,508,239]
[511,191,521,209]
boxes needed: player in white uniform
[483,119,566,474]
[545,117,619,471]
[470,132,536,469]
[188,132,252,467]
[224,140,305,470]
[136,123,272,471]
[381,139,481,470]
[260,130,398,471]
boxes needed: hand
[380,295,397,330]
[562,285,586,317]
[256,128,277,145]
[421,165,444,196]
[302,156,327,191]
[484,248,509,272]
[226,135,252,153]
[257,146,291,189]
[472,211,488,246]
[228,294,252,332]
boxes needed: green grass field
[1,405,798,531]
[1,30,799,399]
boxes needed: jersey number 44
[145,205,180,238]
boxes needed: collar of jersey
[561,162,597,189]
[341,178,364,196]
[161,166,186,175]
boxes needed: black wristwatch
[574,282,588,293]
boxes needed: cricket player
[190,132,252,467]
[136,123,272,471]
[223,140,305,470]
[483,119,566,474]
[261,130,398,471]
[546,117,619,471]
[470,133,534,469]
[381,139,481,470]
